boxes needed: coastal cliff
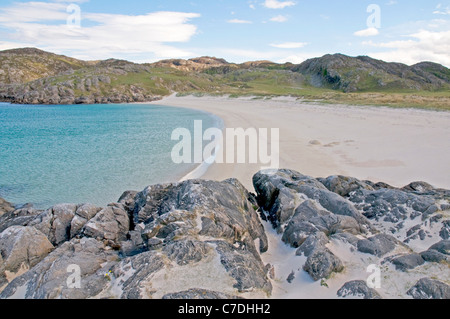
[0,169,448,299]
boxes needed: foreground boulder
[0,179,271,299]
[1,170,449,299]
[0,226,54,289]
[407,278,450,299]
[253,169,373,281]
[337,280,382,299]
[0,238,118,299]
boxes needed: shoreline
[152,94,450,191]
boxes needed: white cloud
[263,0,296,9]
[354,27,380,37]
[433,5,450,15]
[364,29,450,67]
[270,42,307,49]
[227,19,252,24]
[0,1,200,61]
[270,15,288,22]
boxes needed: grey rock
[82,203,130,244]
[28,204,77,246]
[110,251,165,299]
[402,181,436,193]
[283,200,362,247]
[135,179,268,255]
[287,271,296,284]
[119,230,146,257]
[420,250,449,263]
[296,232,329,257]
[0,238,119,299]
[428,240,450,255]
[390,254,425,271]
[320,175,374,197]
[74,204,101,220]
[407,278,450,299]
[440,221,450,240]
[348,188,435,222]
[0,207,42,233]
[303,248,344,281]
[162,240,211,266]
[357,234,400,257]
[69,204,102,239]
[118,191,138,214]
[282,219,320,248]
[214,241,272,293]
[253,169,326,226]
[332,232,360,247]
[337,280,382,299]
[162,289,241,300]
[0,226,54,289]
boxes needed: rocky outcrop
[337,280,382,299]
[0,178,271,299]
[356,234,401,257]
[253,169,374,281]
[407,278,450,299]
[0,170,449,299]
[253,169,449,292]
[0,226,54,289]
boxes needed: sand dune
[154,95,450,191]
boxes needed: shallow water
[0,102,220,209]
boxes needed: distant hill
[0,48,94,85]
[293,54,450,92]
[0,48,449,108]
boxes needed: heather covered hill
[0,48,449,109]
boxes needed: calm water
[0,102,220,209]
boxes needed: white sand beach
[154,95,450,191]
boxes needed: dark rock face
[319,175,374,197]
[0,178,271,299]
[407,278,450,299]
[337,280,382,299]
[1,170,449,299]
[0,238,119,299]
[253,169,373,281]
[390,254,425,272]
[0,226,54,289]
[303,248,344,281]
[356,234,400,257]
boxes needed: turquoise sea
[0,102,220,209]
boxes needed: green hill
[0,48,449,110]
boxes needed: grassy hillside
[0,48,449,110]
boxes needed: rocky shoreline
[0,169,449,299]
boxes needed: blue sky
[0,0,449,66]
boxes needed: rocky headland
[0,169,449,299]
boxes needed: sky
[0,0,449,66]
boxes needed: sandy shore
[153,95,450,191]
